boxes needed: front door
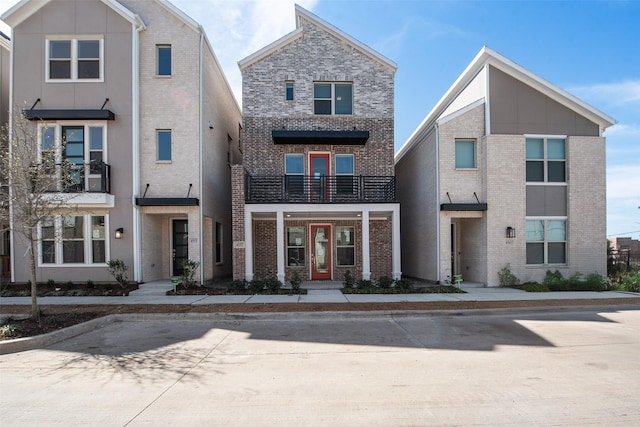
[172,219,188,276]
[309,153,330,202]
[311,225,331,280]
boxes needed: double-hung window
[526,137,565,182]
[287,227,305,266]
[285,154,304,195]
[285,81,294,101]
[335,154,355,195]
[526,219,566,265]
[40,214,106,265]
[314,82,353,115]
[336,226,355,266]
[47,37,102,81]
[455,140,476,169]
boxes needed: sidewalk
[1,282,638,306]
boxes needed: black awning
[272,130,369,145]
[135,198,199,207]
[23,109,115,121]
[440,203,488,211]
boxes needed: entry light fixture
[115,227,124,239]
[506,226,516,238]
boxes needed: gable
[489,66,599,136]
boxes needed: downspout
[435,122,440,283]
[131,20,145,283]
[198,29,204,284]
[7,32,15,283]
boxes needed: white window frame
[525,217,567,265]
[46,36,104,82]
[287,226,306,267]
[313,82,353,115]
[336,226,356,267]
[38,214,110,266]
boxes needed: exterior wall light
[506,227,516,238]
[115,228,124,239]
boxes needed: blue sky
[1,0,639,239]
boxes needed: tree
[0,110,76,320]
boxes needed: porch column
[244,210,253,281]
[276,210,285,284]
[392,206,402,280]
[361,210,371,280]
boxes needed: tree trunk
[28,234,39,322]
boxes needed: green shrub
[1,323,16,337]
[498,264,520,287]
[377,276,393,289]
[248,279,264,294]
[289,272,302,293]
[264,277,282,294]
[85,280,95,289]
[543,270,567,290]
[520,282,550,292]
[228,280,248,293]
[181,259,200,287]
[343,270,355,289]
[394,278,414,292]
[585,272,607,291]
[619,271,640,293]
[357,279,374,290]
[107,259,129,289]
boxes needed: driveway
[1,308,639,426]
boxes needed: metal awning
[135,198,199,207]
[272,130,369,145]
[440,203,488,211]
[23,109,116,121]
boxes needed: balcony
[246,175,396,204]
[36,162,114,207]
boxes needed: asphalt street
[1,308,639,426]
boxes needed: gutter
[198,28,204,285]
[435,122,440,283]
[131,20,145,283]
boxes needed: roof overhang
[272,130,369,145]
[135,198,199,207]
[23,109,115,121]
[440,203,488,211]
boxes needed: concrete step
[130,281,173,296]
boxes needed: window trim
[156,129,172,162]
[525,217,567,265]
[39,214,109,266]
[336,226,356,267]
[313,82,353,115]
[285,81,294,101]
[287,226,306,267]
[156,44,172,77]
[525,135,567,183]
[46,36,104,83]
[455,139,476,169]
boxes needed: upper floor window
[285,81,294,101]
[455,140,476,169]
[285,153,304,195]
[157,45,171,76]
[335,154,355,194]
[526,137,565,183]
[47,37,103,81]
[314,82,352,115]
[157,130,172,161]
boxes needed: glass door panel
[311,225,331,280]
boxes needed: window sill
[156,160,172,164]
[38,263,109,268]
[455,167,478,171]
[46,79,104,83]
[155,75,172,78]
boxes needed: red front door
[309,153,330,202]
[311,225,331,280]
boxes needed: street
[1,308,639,426]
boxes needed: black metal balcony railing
[246,175,396,203]
[34,162,111,194]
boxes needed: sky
[1,0,639,240]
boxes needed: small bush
[107,259,129,289]
[617,271,640,293]
[248,279,264,294]
[377,276,393,289]
[585,272,607,291]
[228,280,248,293]
[394,278,414,292]
[343,270,356,289]
[289,272,302,293]
[520,282,550,292]
[498,264,520,287]
[1,323,16,337]
[357,279,374,290]
[46,279,56,289]
[181,259,200,287]
[264,277,282,294]
[543,270,567,289]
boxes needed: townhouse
[395,47,615,285]
[2,0,241,284]
[232,5,401,283]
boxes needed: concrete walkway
[1,282,638,306]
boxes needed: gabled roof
[2,0,145,29]
[239,4,397,72]
[395,46,617,163]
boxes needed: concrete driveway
[1,308,639,426]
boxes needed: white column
[392,206,402,280]
[276,210,285,284]
[361,210,371,280]
[244,209,253,281]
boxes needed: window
[287,227,305,266]
[526,219,566,264]
[336,226,355,266]
[215,222,223,264]
[38,123,106,192]
[238,123,243,152]
[285,154,304,195]
[47,38,102,81]
[157,45,171,76]
[526,138,565,182]
[314,82,353,115]
[40,215,107,265]
[285,81,294,101]
[227,134,232,166]
[157,130,172,161]
[335,154,355,194]
[455,140,476,169]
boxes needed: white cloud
[604,123,640,138]
[607,165,640,200]
[569,80,640,110]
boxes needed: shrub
[1,323,16,337]
[289,272,302,293]
[357,279,374,290]
[543,270,566,290]
[181,259,200,287]
[85,280,95,289]
[498,264,520,287]
[264,277,282,294]
[107,259,129,289]
[343,270,355,289]
[377,276,393,289]
[248,279,264,294]
[394,278,414,292]
[585,272,607,291]
[228,280,248,293]
[619,271,640,293]
[520,282,550,292]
